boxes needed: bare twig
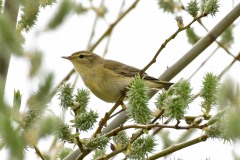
[87,0,105,49]
[90,0,140,51]
[218,51,240,78]
[188,46,219,80]
[102,0,126,58]
[147,134,208,160]
[92,92,126,138]
[106,123,206,138]
[140,13,207,75]
[33,145,46,160]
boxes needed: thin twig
[197,19,235,58]
[75,137,86,153]
[141,13,207,74]
[89,0,140,51]
[108,107,126,120]
[97,109,167,160]
[147,134,208,160]
[106,123,206,138]
[92,92,126,138]
[33,145,46,160]
[87,0,105,49]
[102,0,126,58]
[188,46,219,80]
[218,51,240,78]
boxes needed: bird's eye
[79,54,84,59]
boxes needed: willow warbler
[62,51,173,103]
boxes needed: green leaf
[128,136,155,159]
[47,0,71,29]
[220,26,234,49]
[165,79,192,120]
[18,0,40,31]
[86,135,109,150]
[200,73,219,116]
[157,0,175,13]
[39,0,56,8]
[74,88,90,114]
[186,28,200,44]
[113,131,129,147]
[0,15,23,56]
[38,115,61,138]
[74,110,98,131]
[59,148,73,159]
[58,83,73,109]
[28,73,53,108]
[28,51,43,77]
[12,90,22,122]
[56,122,73,143]
[127,75,152,124]
[186,0,199,17]
[204,0,219,16]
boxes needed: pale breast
[77,65,131,102]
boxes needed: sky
[3,0,240,159]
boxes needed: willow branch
[63,1,141,159]
[188,46,219,80]
[106,123,206,138]
[218,51,240,78]
[33,145,46,160]
[1,0,20,93]
[147,134,208,160]
[89,0,140,51]
[86,0,105,49]
[97,4,240,158]
[92,92,126,138]
[141,13,207,74]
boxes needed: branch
[63,1,141,159]
[106,123,206,138]
[33,145,46,160]
[86,0,105,49]
[55,0,140,105]
[89,0,140,51]
[92,93,126,138]
[140,13,207,74]
[1,0,20,93]
[147,134,208,160]
[218,51,240,78]
[105,2,240,144]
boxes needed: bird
[62,51,173,103]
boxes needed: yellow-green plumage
[62,51,173,103]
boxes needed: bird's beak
[61,56,72,60]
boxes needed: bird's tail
[146,80,174,90]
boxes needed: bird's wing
[103,59,158,80]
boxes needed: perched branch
[92,92,126,138]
